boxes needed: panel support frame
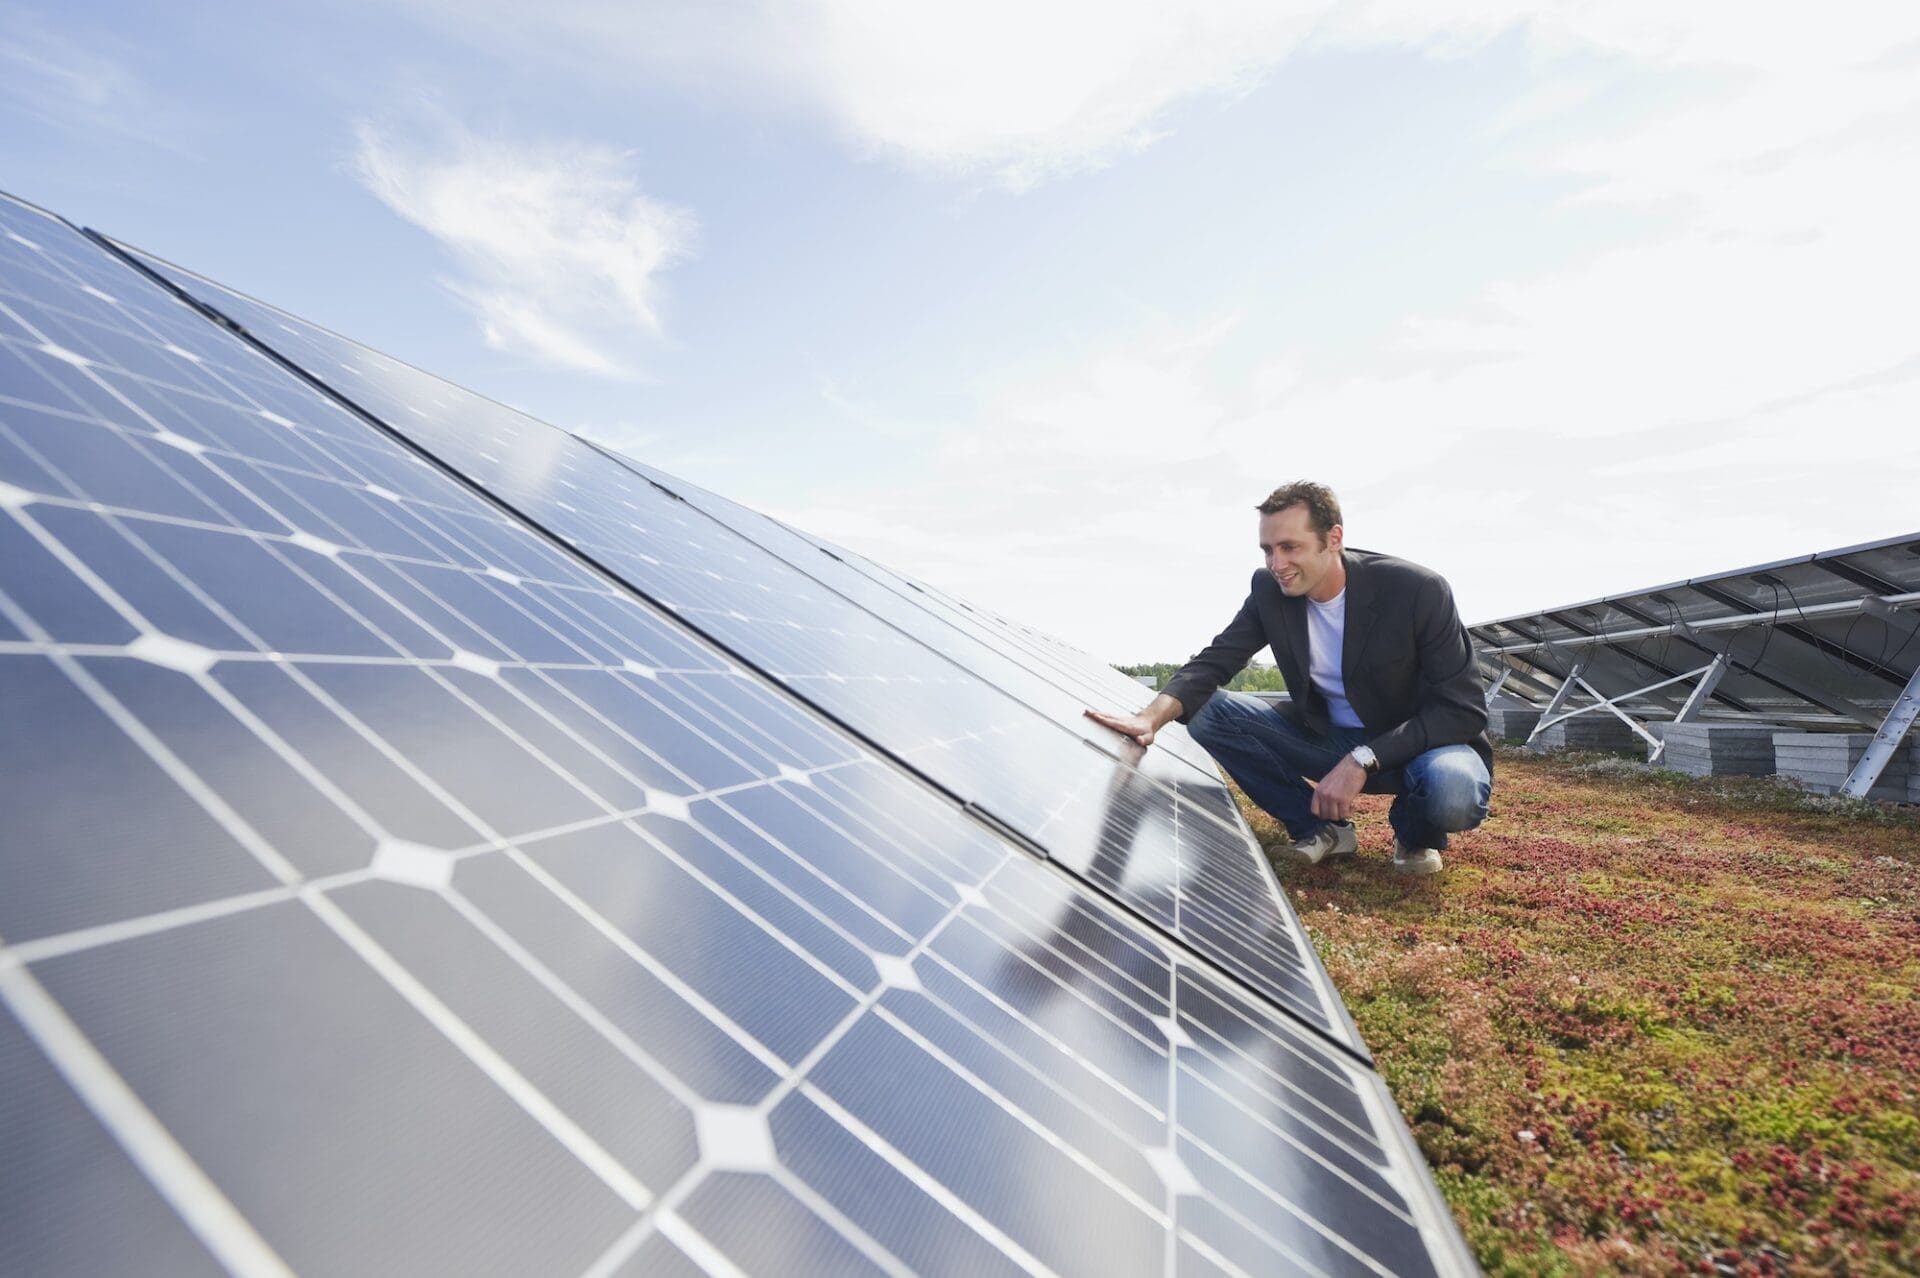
[1841,664,1920,798]
[1649,652,1732,763]
[1527,662,1726,757]
[1524,657,1586,746]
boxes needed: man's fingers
[1085,707,1153,744]
[1309,781,1354,821]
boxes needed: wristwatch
[1349,745,1381,776]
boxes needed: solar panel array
[1472,534,1920,794]
[1,190,1474,1277]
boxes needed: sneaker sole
[1391,851,1443,876]
[1288,824,1358,865]
[1290,847,1357,866]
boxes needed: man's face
[1259,505,1344,600]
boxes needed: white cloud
[351,117,695,375]
[386,2,1920,196]
[366,3,1920,660]
[390,0,1332,188]
[782,1,1325,186]
[774,0,1920,653]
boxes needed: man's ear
[1327,524,1344,553]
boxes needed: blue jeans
[1188,692,1490,850]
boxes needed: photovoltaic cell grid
[585,448,1232,792]
[565,448,1225,775]
[1473,536,1920,735]
[119,241,1349,1045]
[0,192,1473,1277]
[836,545,1230,782]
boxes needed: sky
[5,1,1919,665]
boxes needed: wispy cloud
[0,4,192,150]
[388,0,1332,189]
[350,114,695,375]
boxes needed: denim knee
[1411,750,1491,832]
[1428,789,1487,832]
[1185,695,1236,749]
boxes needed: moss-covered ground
[1241,748,1920,1276]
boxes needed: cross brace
[1525,660,1727,757]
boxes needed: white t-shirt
[1306,590,1365,729]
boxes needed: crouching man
[1087,482,1492,875]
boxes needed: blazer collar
[1339,549,1374,624]
[1339,548,1377,678]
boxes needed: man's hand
[1084,693,1184,748]
[1309,755,1368,822]
[1084,708,1159,746]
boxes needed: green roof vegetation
[1239,747,1919,1277]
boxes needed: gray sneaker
[1289,821,1357,865]
[1391,839,1444,876]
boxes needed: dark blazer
[1162,548,1493,777]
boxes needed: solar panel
[114,240,1354,1047]
[816,541,1232,781]
[1474,534,1920,794]
[577,446,1248,838]
[568,454,1225,780]
[1,190,1474,1276]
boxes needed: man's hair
[1255,482,1342,541]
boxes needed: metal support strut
[1841,665,1920,798]
[1524,657,1587,746]
[1649,653,1731,764]
[1483,666,1512,707]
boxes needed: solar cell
[116,238,1354,1045]
[2,192,1473,1274]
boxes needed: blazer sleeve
[1161,592,1265,723]
[1366,573,1489,770]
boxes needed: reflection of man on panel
[1086,482,1492,875]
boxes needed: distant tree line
[1115,662,1286,693]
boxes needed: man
[1086,482,1491,875]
